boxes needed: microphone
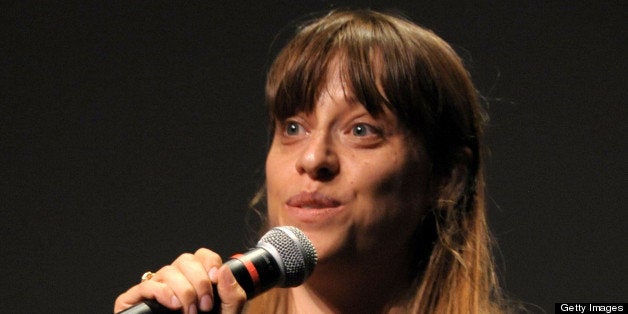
[118,226,317,314]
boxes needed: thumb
[216,265,247,314]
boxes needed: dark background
[2,1,625,313]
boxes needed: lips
[287,191,341,208]
[285,191,343,224]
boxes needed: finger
[113,280,182,313]
[172,253,215,312]
[157,265,200,313]
[215,265,247,314]
[192,248,223,311]
[193,248,223,270]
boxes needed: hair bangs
[266,11,401,132]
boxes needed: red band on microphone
[231,253,260,288]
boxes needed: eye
[344,122,386,148]
[351,123,377,137]
[284,121,304,136]
[276,118,308,145]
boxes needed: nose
[295,132,339,181]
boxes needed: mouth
[285,191,344,224]
[286,191,341,209]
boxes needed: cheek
[265,154,279,193]
[265,144,287,184]
[361,153,429,222]
[265,148,288,223]
[395,154,430,209]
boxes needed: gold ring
[141,271,155,282]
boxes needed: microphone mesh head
[258,226,317,287]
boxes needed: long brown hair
[248,9,505,313]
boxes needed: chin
[300,226,354,263]
[270,213,353,260]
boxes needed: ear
[432,147,473,209]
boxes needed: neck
[288,245,421,313]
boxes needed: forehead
[289,52,388,117]
[318,57,357,102]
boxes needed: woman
[115,9,505,313]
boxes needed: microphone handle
[117,284,222,314]
[117,246,283,313]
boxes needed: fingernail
[221,266,237,285]
[188,304,197,314]
[170,295,182,308]
[200,294,212,311]
[208,267,218,282]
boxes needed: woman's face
[265,64,431,264]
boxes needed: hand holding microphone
[114,226,317,314]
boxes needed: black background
[2,1,625,313]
